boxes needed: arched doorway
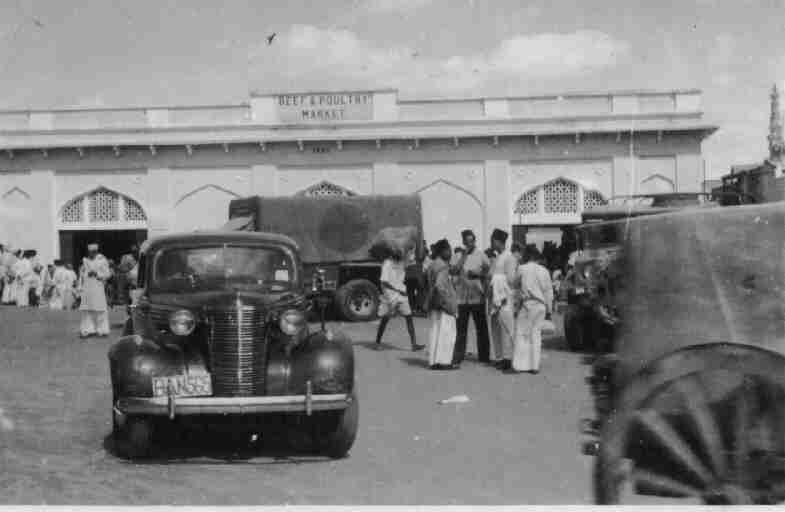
[417,179,483,248]
[58,187,148,266]
[513,177,608,270]
[172,184,240,233]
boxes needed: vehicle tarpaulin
[227,195,423,265]
[368,226,419,261]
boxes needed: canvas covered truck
[223,194,424,322]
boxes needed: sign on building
[276,92,373,123]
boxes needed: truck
[223,194,424,322]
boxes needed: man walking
[488,229,519,371]
[79,243,112,338]
[513,246,553,373]
[451,230,491,365]
[375,249,424,351]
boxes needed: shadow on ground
[102,427,334,465]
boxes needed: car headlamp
[279,309,306,336]
[169,309,196,336]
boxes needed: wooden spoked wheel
[596,345,785,504]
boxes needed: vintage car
[109,231,358,460]
[582,202,785,504]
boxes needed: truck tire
[336,280,379,322]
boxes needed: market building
[0,88,717,265]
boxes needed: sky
[0,0,784,177]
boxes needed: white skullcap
[87,243,99,251]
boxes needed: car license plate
[152,374,212,398]
[575,287,585,294]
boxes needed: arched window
[60,187,147,227]
[514,189,538,215]
[543,178,579,214]
[297,180,356,197]
[583,189,608,210]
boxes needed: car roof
[140,230,299,255]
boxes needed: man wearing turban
[79,243,112,338]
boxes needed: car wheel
[336,280,379,322]
[315,392,359,459]
[564,308,584,351]
[112,405,154,460]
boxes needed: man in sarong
[79,244,112,338]
[513,246,553,373]
[424,239,459,370]
[451,229,491,365]
[488,229,519,371]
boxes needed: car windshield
[151,245,295,293]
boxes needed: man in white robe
[2,249,19,304]
[13,251,33,307]
[513,246,553,373]
[63,263,78,310]
[79,244,112,338]
[488,229,519,371]
[49,260,73,310]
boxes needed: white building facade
[0,88,717,265]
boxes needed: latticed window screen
[514,189,538,214]
[543,179,578,214]
[89,189,119,222]
[61,197,84,224]
[124,198,147,222]
[300,181,355,197]
[62,189,147,224]
[583,190,607,210]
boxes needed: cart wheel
[596,345,785,504]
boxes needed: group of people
[375,228,554,374]
[0,247,79,309]
[0,242,140,339]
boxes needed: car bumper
[115,392,352,419]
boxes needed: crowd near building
[0,87,716,268]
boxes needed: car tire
[112,399,154,460]
[316,392,359,459]
[335,280,379,322]
[564,308,584,352]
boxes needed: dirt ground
[0,306,596,505]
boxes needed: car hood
[148,289,304,310]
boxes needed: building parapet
[0,89,705,135]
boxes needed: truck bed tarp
[227,195,422,265]
[611,202,785,385]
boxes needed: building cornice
[0,114,717,151]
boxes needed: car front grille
[207,302,268,397]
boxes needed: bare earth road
[0,307,595,505]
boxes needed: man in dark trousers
[451,229,491,364]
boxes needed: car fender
[108,335,185,397]
[288,329,355,395]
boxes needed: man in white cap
[79,243,112,338]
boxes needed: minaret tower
[768,83,785,174]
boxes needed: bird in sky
[266,33,276,45]
[32,18,44,28]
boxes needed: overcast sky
[0,0,783,177]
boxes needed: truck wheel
[564,308,584,351]
[316,393,359,459]
[336,280,379,322]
